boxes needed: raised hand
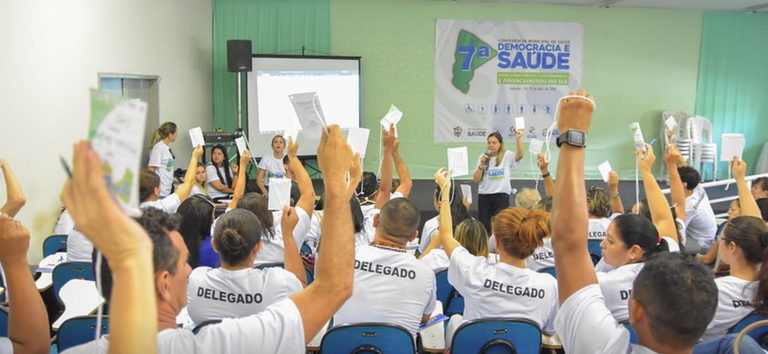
[287,136,299,158]
[557,89,595,134]
[636,143,655,173]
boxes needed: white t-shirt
[54,209,75,235]
[360,208,379,247]
[0,338,11,354]
[596,262,645,322]
[206,164,232,199]
[148,141,175,197]
[140,194,182,214]
[257,154,286,187]
[526,238,555,272]
[420,249,449,273]
[253,206,311,266]
[477,150,520,195]
[449,247,558,334]
[700,276,758,342]
[676,218,687,248]
[186,266,302,325]
[62,298,305,354]
[684,185,717,252]
[180,183,206,197]
[305,213,322,251]
[555,284,654,354]
[588,217,612,239]
[66,229,93,263]
[418,215,440,254]
[334,245,437,337]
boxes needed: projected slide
[247,56,361,157]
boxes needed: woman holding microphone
[473,130,524,233]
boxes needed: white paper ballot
[267,178,292,211]
[515,117,525,132]
[664,116,677,132]
[721,133,746,162]
[598,161,613,183]
[189,127,205,148]
[380,104,403,128]
[283,115,302,144]
[346,127,370,158]
[529,138,544,155]
[289,92,327,139]
[447,147,469,177]
[461,184,472,205]
[235,137,247,155]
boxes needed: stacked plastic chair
[687,116,718,181]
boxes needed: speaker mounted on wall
[227,40,252,72]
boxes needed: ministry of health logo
[453,126,463,138]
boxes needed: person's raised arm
[552,89,597,305]
[374,125,395,210]
[287,137,316,216]
[256,169,268,198]
[61,141,157,354]
[665,145,686,221]
[0,215,48,354]
[435,169,462,258]
[733,158,761,218]
[281,206,308,287]
[174,145,203,203]
[290,125,354,344]
[347,153,362,199]
[515,129,525,162]
[638,144,678,244]
[228,150,250,209]
[538,154,555,197]
[0,159,26,217]
[392,140,413,198]
[607,171,624,214]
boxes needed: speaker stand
[237,72,243,130]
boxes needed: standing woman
[148,122,177,198]
[256,135,287,198]
[206,144,239,202]
[473,130,524,233]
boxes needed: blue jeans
[693,334,763,354]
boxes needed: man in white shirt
[678,166,717,253]
[65,125,357,354]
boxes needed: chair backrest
[622,321,638,344]
[587,239,602,265]
[435,270,465,316]
[687,116,714,144]
[43,234,69,257]
[537,267,556,279]
[451,318,542,354]
[728,311,768,348]
[57,315,109,352]
[0,306,8,337]
[319,323,415,354]
[52,262,95,304]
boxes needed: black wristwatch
[556,129,587,148]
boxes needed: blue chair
[319,323,415,354]
[451,318,542,354]
[52,262,95,305]
[301,242,313,256]
[43,234,68,257]
[538,267,557,278]
[728,311,768,348]
[588,239,602,265]
[621,321,638,344]
[56,316,109,352]
[0,306,8,337]
[436,270,465,316]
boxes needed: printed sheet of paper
[664,116,677,132]
[346,127,370,158]
[529,138,544,155]
[721,134,746,162]
[598,161,613,183]
[267,178,292,211]
[447,147,469,177]
[189,127,205,148]
[515,117,525,132]
[380,105,402,137]
[88,90,148,216]
[461,184,472,205]
[235,137,247,155]
[289,92,327,139]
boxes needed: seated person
[678,166,717,253]
[140,145,203,213]
[186,208,304,324]
[514,187,541,210]
[418,185,472,255]
[206,145,239,201]
[177,195,218,269]
[419,218,489,273]
[587,186,614,240]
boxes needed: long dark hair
[177,196,215,268]
[433,185,472,232]
[612,214,669,261]
[636,199,684,252]
[719,216,768,313]
[209,145,233,188]
[236,193,276,241]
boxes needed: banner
[434,20,583,143]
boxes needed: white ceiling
[434,0,768,12]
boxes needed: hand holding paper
[235,137,247,156]
[515,117,525,132]
[346,127,370,158]
[289,92,328,139]
[460,184,472,205]
[598,161,613,183]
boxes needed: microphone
[484,149,492,171]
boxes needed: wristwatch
[556,129,587,148]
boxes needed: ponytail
[148,122,177,150]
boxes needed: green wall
[331,0,703,180]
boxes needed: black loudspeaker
[227,40,252,72]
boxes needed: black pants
[478,193,510,234]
